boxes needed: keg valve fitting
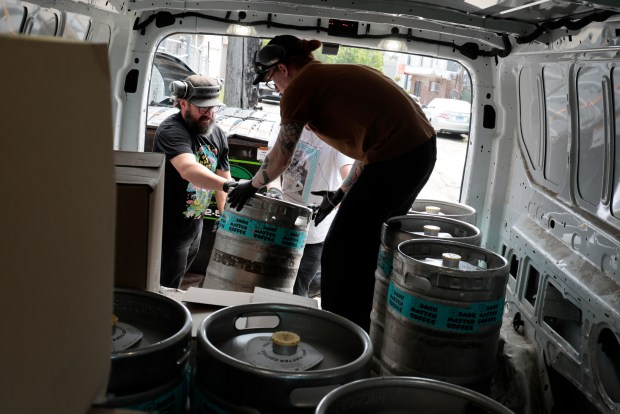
[271,331,300,355]
[442,252,461,268]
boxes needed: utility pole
[224,37,261,109]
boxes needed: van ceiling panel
[129,0,620,36]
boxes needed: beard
[182,108,215,135]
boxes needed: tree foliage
[314,46,384,71]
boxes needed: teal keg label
[125,369,189,414]
[219,211,307,249]
[376,248,393,277]
[190,383,232,414]
[387,282,504,333]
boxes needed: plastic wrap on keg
[244,336,323,371]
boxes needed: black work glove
[265,187,284,200]
[310,189,345,226]
[227,180,259,211]
[222,180,238,193]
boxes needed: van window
[0,3,26,34]
[149,33,471,202]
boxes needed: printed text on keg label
[219,211,307,249]
[387,282,504,332]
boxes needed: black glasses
[264,68,277,90]
[189,102,222,114]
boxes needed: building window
[430,81,440,92]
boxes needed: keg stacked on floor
[192,303,372,413]
[202,194,312,293]
[314,377,515,413]
[94,288,192,413]
[369,214,481,375]
[409,199,478,225]
[381,239,509,394]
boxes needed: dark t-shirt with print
[153,112,230,234]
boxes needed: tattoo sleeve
[252,122,304,188]
[341,160,364,192]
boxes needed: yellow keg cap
[271,331,301,346]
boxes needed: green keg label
[376,248,393,277]
[219,211,307,250]
[387,282,504,333]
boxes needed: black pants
[293,242,323,297]
[321,136,437,332]
[160,220,203,288]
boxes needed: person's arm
[339,163,353,184]
[228,121,304,210]
[340,160,364,193]
[170,153,229,191]
[215,169,232,212]
[252,122,305,188]
[311,160,359,225]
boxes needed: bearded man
[153,75,235,288]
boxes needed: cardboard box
[114,151,165,292]
[0,35,116,414]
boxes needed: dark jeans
[160,220,203,288]
[294,242,323,297]
[321,136,437,332]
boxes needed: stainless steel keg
[409,199,477,225]
[315,377,515,413]
[369,215,481,375]
[381,239,508,394]
[203,194,312,293]
[192,303,373,413]
[95,288,192,413]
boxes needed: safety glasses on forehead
[253,45,286,74]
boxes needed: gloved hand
[228,180,259,211]
[222,180,238,193]
[310,189,345,226]
[265,187,284,200]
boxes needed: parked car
[422,98,471,136]
[257,81,281,103]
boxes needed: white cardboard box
[114,151,164,292]
[0,35,116,414]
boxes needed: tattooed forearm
[259,155,272,185]
[279,123,304,154]
[341,160,364,192]
[251,122,304,188]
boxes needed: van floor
[180,272,204,290]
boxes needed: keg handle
[404,272,433,292]
[176,346,191,366]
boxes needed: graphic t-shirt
[269,128,353,244]
[154,112,229,230]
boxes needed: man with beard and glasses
[153,75,238,289]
